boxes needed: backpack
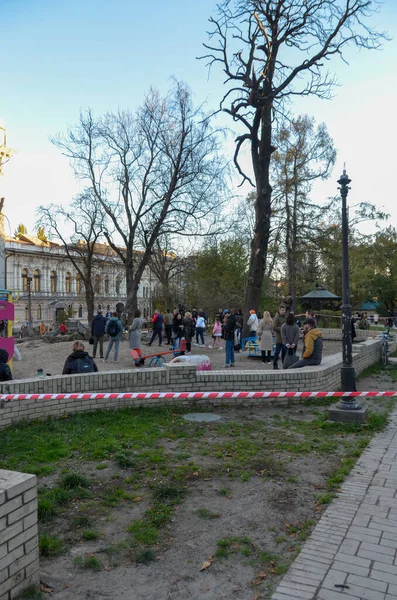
[75,357,96,374]
[107,319,120,337]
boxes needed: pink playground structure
[0,289,17,366]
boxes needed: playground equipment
[0,288,19,368]
[130,338,187,367]
[241,336,276,358]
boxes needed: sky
[1,0,397,238]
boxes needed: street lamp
[26,276,33,326]
[337,167,357,397]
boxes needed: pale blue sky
[1,0,397,236]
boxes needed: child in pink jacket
[209,317,223,349]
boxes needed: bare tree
[37,189,113,325]
[52,81,228,320]
[200,0,386,316]
[149,235,187,309]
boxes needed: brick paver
[272,410,397,600]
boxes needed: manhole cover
[183,413,222,423]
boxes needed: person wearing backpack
[62,341,98,375]
[104,312,123,362]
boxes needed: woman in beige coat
[256,311,274,363]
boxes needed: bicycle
[380,327,390,366]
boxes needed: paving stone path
[272,408,397,600]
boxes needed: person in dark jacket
[183,311,195,354]
[62,342,98,375]
[91,310,107,359]
[0,349,12,381]
[223,309,237,367]
[148,310,164,347]
[281,312,300,355]
[104,313,123,362]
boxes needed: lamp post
[337,167,358,397]
[26,276,33,326]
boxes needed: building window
[65,272,72,293]
[105,277,109,295]
[78,304,83,318]
[94,275,101,294]
[22,268,29,292]
[115,276,121,295]
[37,304,42,320]
[50,271,57,293]
[33,269,41,293]
[76,274,81,293]
[25,304,29,321]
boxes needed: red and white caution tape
[0,391,396,402]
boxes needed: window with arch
[78,304,83,318]
[22,268,29,292]
[94,275,101,294]
[25,305,29,321]
[37,304,42,320]
[115,276,121,295]
[65,272,72,293]
[105,277,109,295]
[50,271,57,293]
[76,274,81,294]
[33,269,41,293]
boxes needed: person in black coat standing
[91,310,107,359]
[0,349,12,381]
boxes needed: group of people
[253,306,323,370]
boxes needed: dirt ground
[12,334,342,380]
[6,338,393,600]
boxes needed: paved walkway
[272,408,397,600]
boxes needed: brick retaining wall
[0,338,391,430]
[0,471,39,600]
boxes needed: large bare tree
[201,0,386,315]
[37,189,113,325]
[52,81,228,320]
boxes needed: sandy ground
[12,334,343,381]
[6,337,394,600]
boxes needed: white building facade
[5,234,158,326]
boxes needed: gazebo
[354,301,380,313]
[299,286,342,312]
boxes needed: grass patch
[60,472,90,489]
[70,516,91,529]
[15,585,44,599]
[215,536,253,559]
[284,520,314,541]
[357,363,384,380]
[127,520,159,545]
[74,555,101,571]
[82,530,101,540]
[152,483,186,505]
[134,548,156,564]
[39,534,65,557]
[197,507,221,519]
[102,488,134,507]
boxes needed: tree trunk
[85,284,95,329]
[243,105,273,334]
